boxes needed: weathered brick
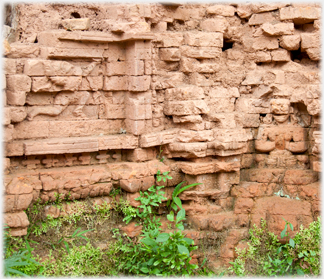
[103,76,127,91]
[128,76,151,92]
[184,32,223,47]
[261,22,294,36]
[200,18,228,33]
[159,48,181,61]
[280,35,301,50]
[62,18,90,31]
[301,32,320,49]
[280,6,321,24]
[206,5,235,16]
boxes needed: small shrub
[229,217,321,276]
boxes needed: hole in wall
[71,12,81,18]
[167,22,174,31]
[34,37,38,43]
[294,22,314,32]
[291,48,309,61]
[175,19,185,25]
[222,40,234,52]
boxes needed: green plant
[3,228,42,277]
[56,227,94,253]
[107,170,203,276]
[117,198,138,224]
[156,170,172,183]
[109,186,122,197]
[139,207,198,276]
[228,218,321,277]
[157,146,165,162]
[94,201,111,224]
[42,242,107,276]
[167,180,200,212]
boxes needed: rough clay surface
[3,2,321,266]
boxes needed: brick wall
[3,2,321,265]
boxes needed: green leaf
[176,223,184,231]
[280,226,287,238]
[183,238,194,245]
[310,250,316,256]
[171,203,178,211]
[147,258,154,265]
[141,237,156,247]
[156,233,170,243]
[167,211,174,222]
[5,267,29,277]
[140,267,149,273]
[296,268,304,275]
[289,238,295,248]
[173,197,182,209]
[298,252,304,258]
[63,241,70,253]
[176,208,186,223]
[173,182,185,198]
[152,268,160,275]
[153,260,161,266]
[287,257,293,265]
[176,183,200,196]
[72,227,81,238]
[177,245,189,256]
[289,222,293,231]
[161,252,171,257]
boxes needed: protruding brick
[184,32,223,47]
[4,211,30,228]
[200,18,228,33]
[180,46,221,59]
[165,85,204,101]
[156,32,184,47]
[280,6,321,24]
[164,100,209,116]
[159,48,181,61]
[45,47,104,59]
[261,22,294,36]
[306,48,320,61]
[300,32,320,49]
[255,51,272,62]
[206,5,235,16]
[248,12,276,25]
[284,169,318,185]
[140,129,178,148]
[6,43,40,58]
[280,35,301,50]
[62,18,90,31]
[127,148,156,162]
[24,137,99,155]
[271,49,290,62]
[10,107,27,123]
[252,36,279,51]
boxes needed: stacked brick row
[2,2,321,266]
